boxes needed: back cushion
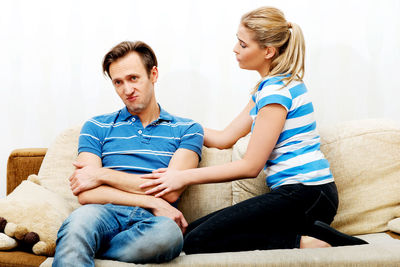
[320,119,400,235]
[37,126,81,210]
[179,147,233,223]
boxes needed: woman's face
[233,24,269,76]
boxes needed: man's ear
[150,66,158,83]
[265,46,277,60]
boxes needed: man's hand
[69,161,103,195]
[151,198,188,234]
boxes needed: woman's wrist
[181,169,197,186]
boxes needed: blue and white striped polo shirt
[79,105,204,174]
[250,75,334,189]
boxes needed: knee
[183,230,198,254]
[122,216,183,263]
[147,216,183,261]
[153,216,183,249]
[183,225,209,254]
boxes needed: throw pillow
[37,125,81,210]
[0,179,73,256]
[387,218,400,234]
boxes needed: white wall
[1,0,399,197]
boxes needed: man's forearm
[78,185,161,210]
[95,168,181,203]
[78,185,187,232]
[96,168,144,194]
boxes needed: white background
[1,0,399,197]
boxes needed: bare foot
[300,235,331,248]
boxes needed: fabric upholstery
[6,148,47,195]
[0,250,46,267]
[41,233,400,267]
[320,119,400,235]
[178,147,233,223]
[388,218,400,234]
[37,126,81,210]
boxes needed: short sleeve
[78,119,103,157]
[256,84,292,112]
[179,122,204,160]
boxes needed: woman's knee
[183,231,198,254]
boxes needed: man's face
[109,52,158,115]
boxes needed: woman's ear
[265,47,277,60]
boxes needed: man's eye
[240,42,247,48]
[131,76,137,81]
[114,81,121,86]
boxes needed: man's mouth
[127,96,137,101]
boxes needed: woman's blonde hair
[241,7,305,93]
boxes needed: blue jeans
[53,204,183,266]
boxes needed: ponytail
[241,7,305,93]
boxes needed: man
[53,41,203,266]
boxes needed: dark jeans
[183,182,338,254]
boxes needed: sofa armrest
[6,148,47,195]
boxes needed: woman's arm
[204,99,254,149]
[141,104,287,197]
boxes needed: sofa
[2,118,400,267]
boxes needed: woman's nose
[233,42,239,54]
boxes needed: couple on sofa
[53,6,367,267]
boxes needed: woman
[140,6,367,253]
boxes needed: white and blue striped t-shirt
[79,105,204,174]
[250,76,334,189]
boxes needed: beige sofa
[2,118,400,266]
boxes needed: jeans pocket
[305,190,337,225]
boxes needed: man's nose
[123,84,135,95]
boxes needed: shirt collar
[258,74,290,91]
[158,105,173,122]
[119,104,173,122]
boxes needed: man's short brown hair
[102,41,158,78]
